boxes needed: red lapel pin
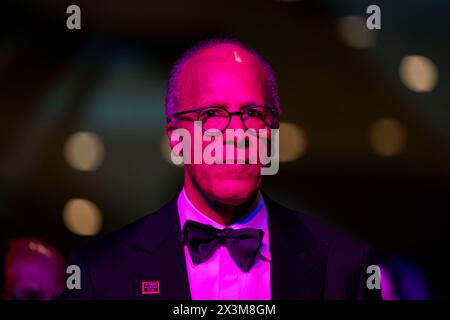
[142,281,160,294]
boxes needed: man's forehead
[180,43,267,77]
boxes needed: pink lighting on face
[172,43,271,207]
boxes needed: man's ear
[166,119,176,149]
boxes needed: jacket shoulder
[294,210,369,253]
[264,194,379,299]
[73,196,178,272]
[264,193,368,252]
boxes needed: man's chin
[205,180,259,206]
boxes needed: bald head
[165,39,280,117]
[165,39,280,208]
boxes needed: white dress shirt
[177,188,271,300]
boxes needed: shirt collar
[177,188,271,262]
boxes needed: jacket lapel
[264,194,329,300]
[129,195,191,300]
[127,192,328,300]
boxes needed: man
[62,39,380,300]
[1,238,66,300]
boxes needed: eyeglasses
[172,105,279,132]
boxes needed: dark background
[0,0,449,298]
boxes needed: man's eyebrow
[195,101,226,108]
[240,102,276,111]
[240,102,260,110]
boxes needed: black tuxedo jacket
[61,193,381,300]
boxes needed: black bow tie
[182,220,264,272]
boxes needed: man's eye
[206,110,218,116]
[246,109,262,117]
[202,109,224,117]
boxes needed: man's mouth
[223,159,255,165]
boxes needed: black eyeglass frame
[171,105,279,132]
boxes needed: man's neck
[183,179,260,226]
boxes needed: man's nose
[227,113,246,131]
[224,113,248,148]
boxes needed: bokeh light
[64,132,105,171]
[337,15,376,49]
[369,118,407,157]
[399,55,438,92]
[279,122,308,162]
[63,198,103,236]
